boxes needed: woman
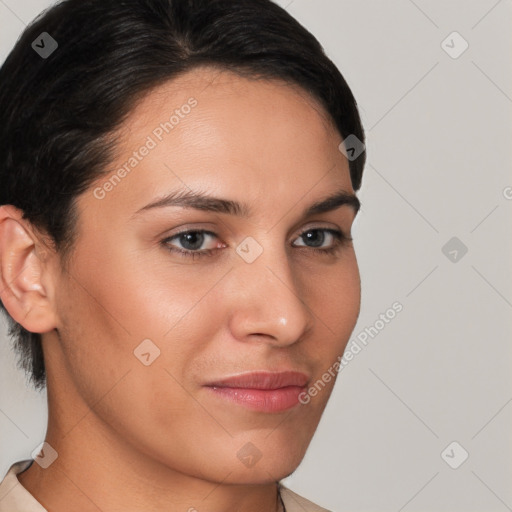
[0,0,366,510]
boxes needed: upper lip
[205,371,309,390]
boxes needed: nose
[227,239,314,348]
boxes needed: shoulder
[279,483,333,512]
[0,459,47,512]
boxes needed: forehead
[130,65,336,130]
[82,65,353,225]
[118,65,342,161]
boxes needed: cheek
[303,253,360,392]
[54,246,226,456]
[310,251,361,342]
[53,243,201,405]
[63,237,228,375]
[335,255,361,339]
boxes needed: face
[45,66,361,484]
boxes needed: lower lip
[205,386,306,413]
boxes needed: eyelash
[161,228,352,260]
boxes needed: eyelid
[295,221,349,237]
[164,222,349,243]
[164,228,223,248]
[161,223,351,261]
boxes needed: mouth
[203,371,309,413]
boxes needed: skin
[0,66,361,512]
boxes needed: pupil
[304,230,324,247]
[181,232,204,250]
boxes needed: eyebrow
[131,187,360,220]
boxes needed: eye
[161,227,352,260]
[292,228,351,255]
[162,230,221,259]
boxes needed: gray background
[1,1,511,511]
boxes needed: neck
[16,384,284,512]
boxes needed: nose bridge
[228,234,313,345]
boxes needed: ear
[0,205,58,333]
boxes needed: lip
[204,371,309,413]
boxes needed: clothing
[0,459,331,512]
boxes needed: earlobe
[0,205,58,334]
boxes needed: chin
[217,441,309,485]
[222,459,303,485]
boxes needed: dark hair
[0,0,366,390]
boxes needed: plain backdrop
[1,1,511,511]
